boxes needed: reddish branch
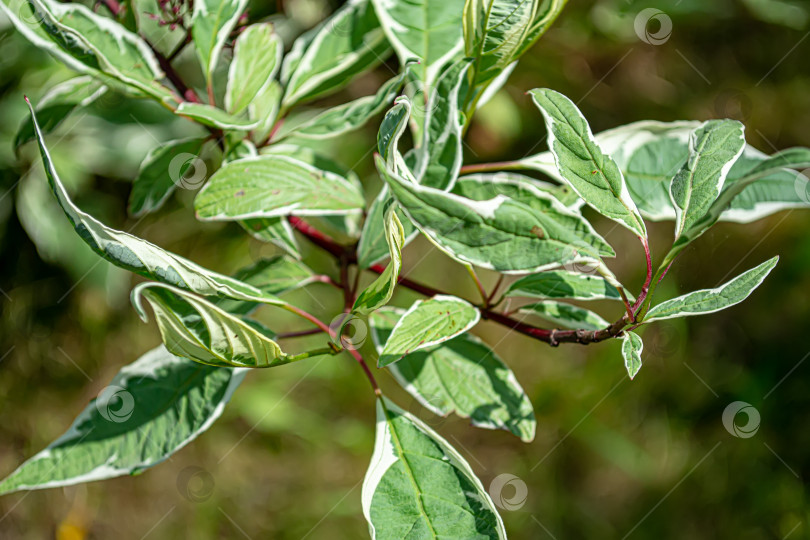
[288,217,633,346]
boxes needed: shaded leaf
[176,102,258,130]
[15,76,106,147]
[216,256,316,315]
[239,217,301,260]
[505,270,622,301]
[128,138,208,217]
[353,202,405,315]
[518,301,609,330]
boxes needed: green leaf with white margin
[284,72,407,140]
[132,282,321,368]
[194,154,365,220]
[353,202,405,316]
[643,256,779,323]
[191,0,248,84]
[0,346,245,495]
[215,256,316,315]
[250,81,283,145]
[176,102,259,130]
[378,155,614,274]
[280,0,391,107]
[226,23,282,115]
[529,88,647,237]
[377,295,480,367]
[621,331,643,379]
[454,173,584,211]
[128,138,208,217]
[362,396,507,539]
[16,76,106,147]
[27,0,176,104]
[464,0,566,104]
[674,147,810,252]
[26,99,280,305]
[528,120,810,224]
[371,0,466,87]
[412,59,471,190]
[518,301,609,330]
[670,120,746,240]
[239,217,301,260]
[505,269,623,301]
[370,308,536,441]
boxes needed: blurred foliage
[1,0,809,538]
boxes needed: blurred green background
[1,0,809,538]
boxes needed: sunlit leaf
[370,308,535,441]
[670,120,746,241]
[132,283,313,368]
[529,88,647,237]
[281,0,390,107]
[285,72,406,140]
[26,100,279,305]
[0,346,245,494]
[191,0,248,84]
[371,0,466,86]
[194,154,365,220]
[621,331,643,379]
[644,256,779,322]
[362,397,507,538]
[377,295,480,367]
